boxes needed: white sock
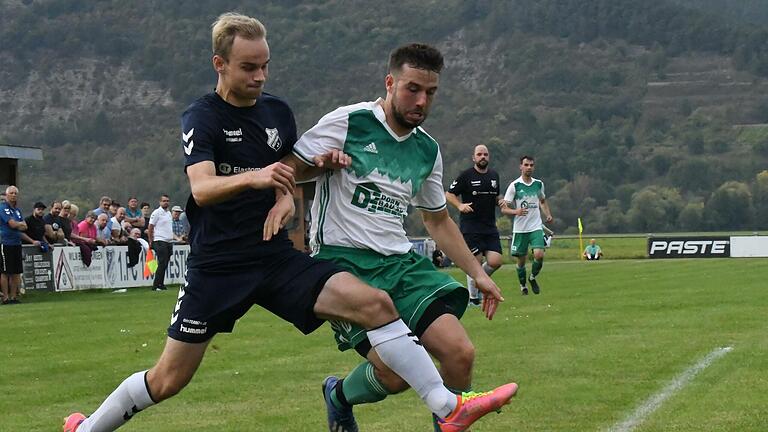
[482,261,497,276]
[367,319,457,418]
[466,275,479,299]
[78,371,156,432]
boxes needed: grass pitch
[1,258,766,431]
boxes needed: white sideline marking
[607,346,733,432]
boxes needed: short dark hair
[520,155,535,164]
[388,43,444,74]
[140,202,150,209]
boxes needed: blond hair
[212,12,267,60]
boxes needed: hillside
[1,0,767,234]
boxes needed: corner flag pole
[578,218,584,260]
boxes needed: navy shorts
[0,245,23,275]
[462,233,502,256]
[168,248,342,343]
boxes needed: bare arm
[280,150,351,182]
[421,208,504,319]
[540,198,553,223]
[8,219,27,231]
[445,192,473,213]
[186,160,295,207]
[147,224,154,247]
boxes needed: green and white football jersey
[293,99,447,256]
[503,176,546,233]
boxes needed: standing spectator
[147,194,173,291]
[0,186,27,304]
[75,210,98,247]
[22,201,52,252]
[110,207,129,244]
[583,238,603,261]
[125,197,145,230]
[44,201,67,245]
[139,202,152,238]
[94,213,111,246]
[171,206,188,243]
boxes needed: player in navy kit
[446,145,504,306]
[64,13,514,432]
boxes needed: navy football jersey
[447,167,500,234]
[181,92,298,270]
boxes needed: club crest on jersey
[265,128,282,151]
[491,180,497,188]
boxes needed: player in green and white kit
[501,156,553,295]
[281,44,515,432]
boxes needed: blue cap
[39,242,49,253]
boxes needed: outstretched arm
[421,208,504,319]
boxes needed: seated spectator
[583,238,603,261]
[95,213,111,246]
[124,197,145,230]
[110,207,129,244]
[171,205,188,243]
[59,202,74,244]
[22,201,52,252]
[76,211,99,247]
[43,201,67,245]
[127,228,150,268]
[431,249,452,268]
[93,196,112,217]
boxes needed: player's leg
[315,272,460,419]
[67,338,209,432]
[528,230,547,294]
[462,234,482,305]
[467,253,483,306]
[0,273,8,303]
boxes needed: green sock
[532,259,543,277]
[331,362,389,409]
[516,265,527,285]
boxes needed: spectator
[22,201,52,252]
[583,239,603,261]
[95,213,111,246]
[171,205,188,243]
[59,202,74,244]
[127,228,150,268]
[139,202,152,238]
[147,194,173,291]
[43,201,67,245]
[110,207,129,244]
[431,249,452,268]
[76,211,99,247]
[93,196,112,217]
[69,204,94,246]
[0,186,27,304]
[125,197,145,230]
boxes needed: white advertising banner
[53,245,190,292]
[730,236,768,257]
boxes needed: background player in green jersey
[501,156,553,295]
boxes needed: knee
[356,289,398,328]
[534,251,545,261]
[451,341,475,374]
[374,365,409,394]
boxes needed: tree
[626,186,683,232]
[753,170,768,229]
[704,181,754,230]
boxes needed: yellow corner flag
[144,249,158,278]
[578,218,584,260]
[578,218,583,233]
